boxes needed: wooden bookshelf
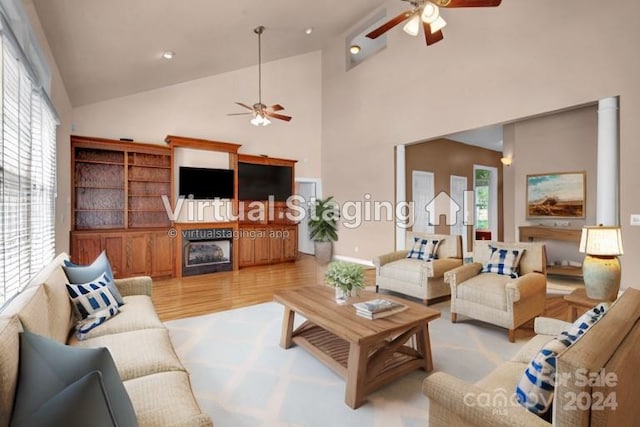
[70,135,174,278]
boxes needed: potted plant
[325,261,365,304]
[308,196,338,264]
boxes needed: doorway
[295,178,321,255]
[473,165,498,242]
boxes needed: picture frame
[526,172,586,219]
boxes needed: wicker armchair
[445,240,547,342]
[373,232,463,304]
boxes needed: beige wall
[23,0,73,255]
[503,104,598,266]
[405,138,503,245]
[321,0,640,288]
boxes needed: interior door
[412,171,435,233]
[296,180,318,255]
[450,175,468,253]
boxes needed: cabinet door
[238,231,255,267]
[70,234,102,265]
[283,226,298,261]
[101,234,125,278]
[151,232,174,277]
[269,231,283,263]
[126,233,151,276]
[254,229,271,264]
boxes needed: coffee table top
[273,286,440,345]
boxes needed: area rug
[166,300,527,427]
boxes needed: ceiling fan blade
[435,0,501,8]
[235,102,254,111]
[269,104,285,112]
[266,112,292,122]
[423,22,444,46]
[227,112,252,116]
[366,10,415,39]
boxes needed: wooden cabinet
[238,226,298,267]
[70,136,174,278]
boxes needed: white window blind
[0,34,57,307]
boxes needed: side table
[563,288,604,321]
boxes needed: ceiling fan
[228,26,292,126]
[366,0,502,46]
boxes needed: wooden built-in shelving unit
[519,225,583,278]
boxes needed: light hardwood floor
[152,254,571,326]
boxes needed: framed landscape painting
[526,172,586,219]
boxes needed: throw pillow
[515,302,609,417]
[63,251,124,306]
[482,245,525,278]
[10,331,137,427]
[406,238,441,261]
[15,371,119,427]
[65,272,120,340]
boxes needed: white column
[597,97,619,226]
[396,145,406,250]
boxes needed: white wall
[321,0,640,287]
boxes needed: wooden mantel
[519,225,583,278]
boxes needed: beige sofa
[373,232,463,303]
[0,253,212,427]
[423,287,640,426]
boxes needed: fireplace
[182,228,233,276]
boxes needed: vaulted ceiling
[33,0,387,106]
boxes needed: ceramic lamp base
[582,255,621,301]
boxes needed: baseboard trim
[332,255,374,267]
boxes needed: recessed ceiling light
[161,51,175,60]
[304,27,313,35]
[350,45,361,55]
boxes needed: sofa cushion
[455,273,512,310]
[482,245,525,278]
[63,251,124,306]
[71,328,186,381]
[124,371,211,427]
[0,286,52,339]
[380,258,428,284]
[0,316,21,427]
[10,331,137,427]
[14,371,120,427]
[407,237,440,261]
[40,266,75,343]
[66,273,121,340]
[515,303,609,417]
[67,295,164,341]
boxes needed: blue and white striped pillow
[482,245,524,278]
[65,272,120,340]
[407,238,441,261]
[515,303,609,416]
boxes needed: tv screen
[179,167,234,199]
[238,163,292,201]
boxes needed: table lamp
[579,226,623,301]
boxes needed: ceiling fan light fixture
[421,2,440,23]
[430,16,447,33]
[250,113,271,127]
[402,14,421,37]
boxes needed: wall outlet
[631,214,640,226]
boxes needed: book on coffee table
[353,298,408,319]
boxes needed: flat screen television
[179,167,234,199]
[238,162,292,201]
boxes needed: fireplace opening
[182,228,233,276]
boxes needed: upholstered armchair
[446,240,547,342]
[373,232,463,304]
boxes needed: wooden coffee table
[273,286,440,409]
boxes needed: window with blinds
[0,35,57,307]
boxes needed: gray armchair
[373,232,463,304]
[446,240,547,342]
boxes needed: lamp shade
[579,226,623,256]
